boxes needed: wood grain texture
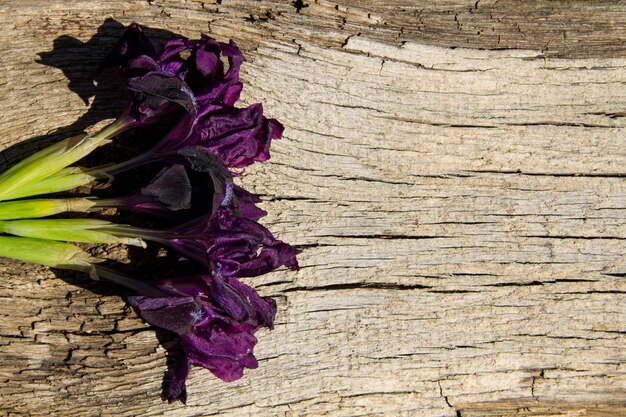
[0,1,624,416]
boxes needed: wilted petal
[191,103,283,168]
[220,40,246,83]
[181,318,259,382]
[209,273,253,322]
[195,40,221,78]
[100,22,158,72]
[176,146,234,216]
[214,274,277,328]
[162,342,190,404]
[194,40,245,106]
[211,208,299,275]
[128,73,197,119]
[127,290,266,386]
[127,295,201,334]
[159,38,192,63]
[235,240,299,277]
[233,185,267,221]
[141,164,192,210]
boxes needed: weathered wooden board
[0,1,624,416]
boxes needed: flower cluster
[0,23,297,402]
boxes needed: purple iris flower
[107,207,298,278]
[231,184,267,221]
[78,23,298,404]
[157,102,285,169]
[97,23,283,173]
[105,100,285,174]
[97,146,233,220]
[94,164,193,220]
[104,23,245,108]
[96,144,268,224]
[102,23,246,130]
[97,266,277,402]
[160,207,298,277]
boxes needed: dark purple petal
[233,185,267,221]
[216,275,277,328]
[220,40,246,82]
[95,164,193,219]
[236,241,299,277]
[158,38,191,63]
[127,55,159,72]
[181,320,258,382]
[268,118,285,141]
[127,295,201,334]
[194,40,245,107]
[141,164,192,211]
[128,291,265,384]
[194,82,242,111]
[190,103,283,168]
[195,44,220,78]
[221,84,243,107]
[209,273,254,322]
[100,22,158,72]
[167,237,212,265]
[128,73,197,119]
[159,59,187,78]
[176,146,234,216]
[162,343,190,404]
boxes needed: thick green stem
[0,135,101,201]
[0,235,102,277]
[0,118,130,201]
[0,219,146,247]
[0,198,96,220]
[2,170,105,200]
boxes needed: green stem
[0,198,96,220]
[2,170,105,201]
[0,219,146,247]
[95,266,168,297]
[0,235,102,277]
[0,118,131,202]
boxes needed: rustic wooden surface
[0,1,625,416]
